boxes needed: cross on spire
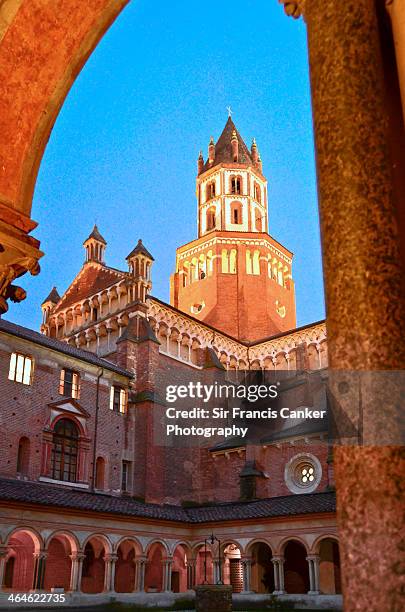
[226,106,233,117]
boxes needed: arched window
[16,437,30,476]
[246,250,253,275]
[231,201,242,224]
[230,176,242,195]
[206,207,216,231]
[254,209,262,232]
[51,419,79,483]
[95,457,105,489]
[206,250,214,276]
[229,249,237,274]
[206,181,216,201]
[254,183,261,203]
[253,250,261,275]
[221,249,229,273]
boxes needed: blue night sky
[7,0,325,331]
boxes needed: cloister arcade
[0,529,341,596]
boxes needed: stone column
[103,554,117,592]
[187,560,197,590]
[241,557,252,592]
[33,551,47,590]
[306,555,320,595]
[271,556,285,594]
[280,1,405,610]
[0,546,8,589]
[69,552,85,592]
[135,557,147,592]
[162,557,173,592]
[213,559,222,584]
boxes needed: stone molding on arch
[44,530,80,553]
[0,0,130,312]
[311,533,339,555]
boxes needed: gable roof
[202,117,253,172]
[0,318,132,378]
[53,263,127,313]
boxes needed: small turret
[208,136,215,164]
[83,225,107,263]
[126,239,154,306]
[198,151,204,175]
[231,130,238,162]
[41,286,60,326]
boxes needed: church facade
[0,119,341,608]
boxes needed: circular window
[284,453,322,494]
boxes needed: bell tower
[170,116,296,342]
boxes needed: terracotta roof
[0,478,336,523]
[202,117,253,173]
[127,239,154,261]
[0,319,131,378]
[41,286,61,306]
[83,224,107,245]
[53,263,126,313]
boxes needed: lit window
[285,453,322,494]
[59,369,80,398]
[8,353,33,385]
[110,386,127,413]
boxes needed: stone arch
[247,540,274,594]
[144,540,167,592]
[4,528,43,591]
[283,539,310,594]
[171,543,189,593]
[114,537,142,593]
[44,530,79,553]
[313,536,341,594]
[81,534,111,594]
[43,532,77,591]
[0,0,130,219]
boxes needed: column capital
[279,0,306,20]
[33,550,48,561]
[70,552,86,562]
[0,546,8,558]
[306,554,320,562]
[104,553,118,563]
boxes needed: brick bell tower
[170,116,296,342]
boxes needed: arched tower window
[206,207,216,231]
[51,418,79,483]
[206,181,216,201]
[254,209,262,232]
[254,183,261,203]
[230,176,242,195]
[16,436,30,476]
[206,250,214,276]
[231,201,242,224]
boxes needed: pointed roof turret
[126,239,154,261]
[202,116,253,173]
[83,225,107,263]
[84,224,106,246]
[41,286,60,306]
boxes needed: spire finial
[226,106,233,117]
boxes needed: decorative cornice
[279,0,306,20]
